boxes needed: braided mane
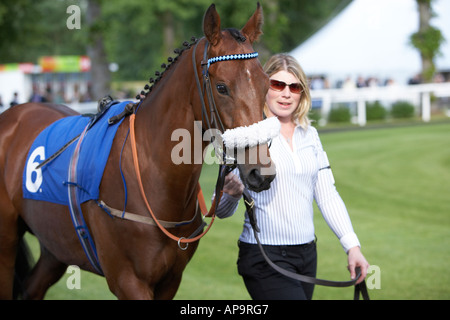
[136,37,199,101]
[136,29,247,101]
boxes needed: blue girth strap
[67,119,103,275]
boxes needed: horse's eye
[216,84,229,95]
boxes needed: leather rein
[242,189,370,300]
[128,112,223,250]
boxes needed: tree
[151,0,211,58]
[86,0,111,100]
[0,1,351,83]
[410,0,445,82]
[0,0,86,63]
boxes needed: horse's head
[196,3,277,192]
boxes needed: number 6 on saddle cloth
[23,101,128,205]
[23,101,129,274]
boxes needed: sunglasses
[269,79,302,94]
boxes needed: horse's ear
[241,2,264,43]
[203,4,222,46]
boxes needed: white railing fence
[310,82,450,126]
[2,83,449,128]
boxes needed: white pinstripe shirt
[216,125,360,253]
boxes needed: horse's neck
[133,48,205,210]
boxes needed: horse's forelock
[225,28,246,43]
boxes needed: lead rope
[242,189,370,300]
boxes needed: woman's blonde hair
[263,53,311,128]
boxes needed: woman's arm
[312,128,369,281]
[311,128,360,252]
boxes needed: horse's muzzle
[238,159,276,193]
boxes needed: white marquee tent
[290,0,450,86]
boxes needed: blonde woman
[216,54,369,300]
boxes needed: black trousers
[237,240,317,300]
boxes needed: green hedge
[328,105,351,123]
[366,101,387,121]
[391,101,415,119]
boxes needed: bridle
[192,38,280,164]
[126,38,261,249]
[192,38,259,136]
[192,38,261,166]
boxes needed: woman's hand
[223,172,245,198]
[347,246,370,284]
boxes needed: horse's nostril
[246,168,275,192]
[248,168,262,183]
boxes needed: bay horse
[0,3,276,299]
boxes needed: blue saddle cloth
[22,101,130,205]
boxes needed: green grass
[25,122,450,299]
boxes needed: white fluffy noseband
[221,117,281,149]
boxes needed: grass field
[26,121,450,300]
